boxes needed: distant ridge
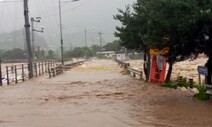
[0,29,47,50]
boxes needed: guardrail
[65,60,85,67]
[48,60,86,78]
[63,60,86,70]
[114,59,143,80]
[114,59,130,68]
[127,67,143,80]
[206,84,212,95]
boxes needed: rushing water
[0,60,211,127]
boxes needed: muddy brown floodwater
[0,59,212,127]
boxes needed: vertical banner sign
[149,54,167,83]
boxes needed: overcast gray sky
[0,0,135,48]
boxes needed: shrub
[193,84,210,100]
[161,77,210,101]
[161,81,177,89]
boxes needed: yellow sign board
[150,48,169,55]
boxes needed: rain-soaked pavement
[0,60,212,127]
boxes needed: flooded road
[0,60,211,127]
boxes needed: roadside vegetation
[114,0,212,83]
[0,40,122,62]
[160,77,210,100]
[0,48,55,62]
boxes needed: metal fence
[0,61,55,86]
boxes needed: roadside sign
[149,55,166,83]
[197,66,208,76]
[150,48,169,55]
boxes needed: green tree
[35,49,46,60]
[189,0,212,84]
[114,5,145,51]
[3,48,26,60]
[144,0,198,81]
[114,0,212,82]
[64,47,93,58]
[103,40,122,51]
[90,45,100,56]
[114,4,151,80]
[46,50,55,59]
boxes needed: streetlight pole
[31,17,43,61]
[59,0,79,65]
[31,18,35,59]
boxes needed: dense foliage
[64,47,93,58]
[2,48,26,60]
[0,48,55,61]
[64,41,122,59]
[102,40,122,51]
[114,0,212,82]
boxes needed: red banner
[149,54,166,83]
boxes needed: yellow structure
[150,48,169,55]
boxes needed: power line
[0,0,22,4]
[64,0,95,11]
[31,0,96,19]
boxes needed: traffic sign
[197,66,208,76]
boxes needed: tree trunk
[206,54,212,84]
[143,50,148,80]
[165,61,174,82]
[146,51,151,81]
[206,26,212,84]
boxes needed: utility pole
[85,28,87,47]
[59,0,79,65]
[59,0,64,65]
[23,28,26,53]
[24,0,33,78]
[98,32,103,52]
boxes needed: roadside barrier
[127,67,143,80]
[114,59,129,67]
[0,59,86,85]
[189,79,194,88]
[48,65,63,78]
[114,59,143,80]
[206,84,212,95]
[63,60,85,70]
[177,76,183,87]
[2,61,55,85]
[65,60,85,67]
[48,60,86,78]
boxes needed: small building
[116,50,129,61]
[96,51,116,58]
